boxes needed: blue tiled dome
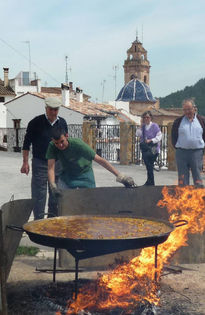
[116,79,156,103]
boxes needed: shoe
[143,181,154,186]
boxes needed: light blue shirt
[176,115,204,149]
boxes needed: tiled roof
[149,108,181,117]
[0,79,15,96]
[31,92,134,122]
[116,79,156,103]
[40,87,91,100]
[161,108,184,115]
[41,87,61,94]
[129,106,181,117]
[69,99,121,117]
[31,91,60,98]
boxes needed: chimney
[37,79,41,93]
[76,87,83,103]
[61,83,70,107]
[3,68,9,87]
[69,82,73,91]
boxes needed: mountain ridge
[159,78,205,115]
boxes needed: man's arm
[94,154,136,187]
[20,120,34,175]
[94,154,120,176]
[48,159,56,185]
[20,150,30,175]
[48,159,62,197]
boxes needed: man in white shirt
[171,99,205,187]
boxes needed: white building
[0,69,16,128]
[5,92,84,128]
[9,71,41,96]
[109,100,141,125]
[0,67,42,128]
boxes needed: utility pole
[22,40,31,82]
[101,80,106,103]
[113,65,119,107]
[65,55,68,84]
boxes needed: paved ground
[2,150,202,208]
[0,150,204,250]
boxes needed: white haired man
[20,97,68,219]
[171,99,205,187]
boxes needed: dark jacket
[23,114,68,160]
[171,114,205,147]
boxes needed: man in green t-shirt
[46,127,136,194]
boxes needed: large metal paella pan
[8,215,186,252]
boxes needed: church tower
[123,36,151,85]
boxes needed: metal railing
[96,125,120,162]
[132,125,168,168]
[0,124,168,167]
[0,125,83,152]
[67,124,82,139]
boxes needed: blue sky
[0,0,205,103]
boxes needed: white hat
[45,97,62,108]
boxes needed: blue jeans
[175,148,204,187]
[31,158,60,220]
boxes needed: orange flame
[62,186,205,314]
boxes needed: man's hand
[116,173,136,188]
[20,162,30,175]
[50,183,63,198]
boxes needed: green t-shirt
[46,138,96,178]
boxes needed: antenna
[113,65,119,107]
[101,80,106,103]
[65,55,68,84]
[22,40,31,82]
[136,28,138,40]
[141,24,144,43]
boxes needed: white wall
[102,116,119,125]
[9,78,41,95]
[5,93,84,128]
[0,104,7,128]
[109,100,141,124]
[0,95,15,128]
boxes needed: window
[0,97,5,102]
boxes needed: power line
[0,37,60,85]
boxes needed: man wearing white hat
[20,97,68,220]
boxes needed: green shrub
[16,246,40,256]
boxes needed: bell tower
[123,36,151,85]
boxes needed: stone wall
[119,122,135,165]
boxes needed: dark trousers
[31,158,59,220]
[175,148,204,186]
[142,152,158,185]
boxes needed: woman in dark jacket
[137,111,162,185]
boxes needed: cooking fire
[55,186,205,315]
